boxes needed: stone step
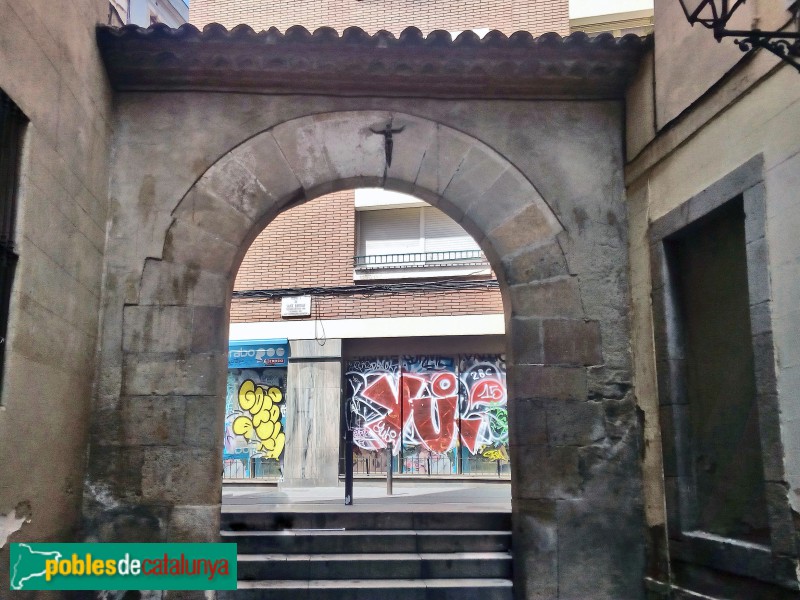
[218,577,514,600]
[221,510,511,532]
[222,529,512,554]
[237,551,513,581]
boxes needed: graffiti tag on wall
[232,379,286,459]
[224,370,286,476]
[401,356,459,454]
[345,354,507,463]
[459,355,508,458]
[347,357,402,452]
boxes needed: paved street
[222,481,511,513]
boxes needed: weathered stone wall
[89,97,644,599]
[0,0,112,592]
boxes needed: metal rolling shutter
[422,207,480,253]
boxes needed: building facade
[0,2,112,592]
[190,0,569,37]
[109,0,188,27]
[226,186,508,485]
[0,0,798,598]
[626,2,800,597]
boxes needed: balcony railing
[354,250,488,270]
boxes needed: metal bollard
[344,428,354,506]
[386,442,393,496]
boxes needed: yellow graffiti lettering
[238,380,257,411]
[252,407,271,427]
[258,431,285,459]
[233,380,286,460]
[238,379,268,414]
[482,447,508,461]
[232,415,255,440]
[255,420,275,440]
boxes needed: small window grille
[0,91,25,393]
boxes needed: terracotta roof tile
[96,22,649,99]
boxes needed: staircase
[219,509,513,599]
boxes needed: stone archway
[86,109,643,599]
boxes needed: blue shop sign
[228,339,289,368]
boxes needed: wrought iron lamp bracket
[730,29,800,72]
[679,0,800,72]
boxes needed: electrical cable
[232,277,499,301]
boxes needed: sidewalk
[222,480,511,513]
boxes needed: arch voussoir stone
[271,111,389,191]
[173,185,256,247]
[441,145,510,216]
[162,218,241,275]
[139,259,230,307]
[501,241,570,285]
[485,203,562,258]
[198,153,272,220]
[413,124,475,197]
[460,167,535,233]
[227,130,303,201]
[509,276,584,318]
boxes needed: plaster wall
[626,60,800,592]
[230,314,506,341]
[0,0,112,591]
[89,94,644,599]
[652,0,794,128]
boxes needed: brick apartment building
[190,0,570,37]
[225,187,509,485]
[193,0,651,485]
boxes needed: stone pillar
[282,339,343,487]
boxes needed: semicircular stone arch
[87,109,641,600]
[160,110,567,302]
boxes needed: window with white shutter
[355,205,488,280]
[422,207,480,253]
[358,208,422,257]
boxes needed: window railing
[354,249,488,270]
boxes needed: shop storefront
[344,354,508,477]
[223,339,289,479]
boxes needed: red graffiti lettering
[469,377,504,408]
[362,375,402,440]
[460,416,485,454]
[409,394,458,453]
